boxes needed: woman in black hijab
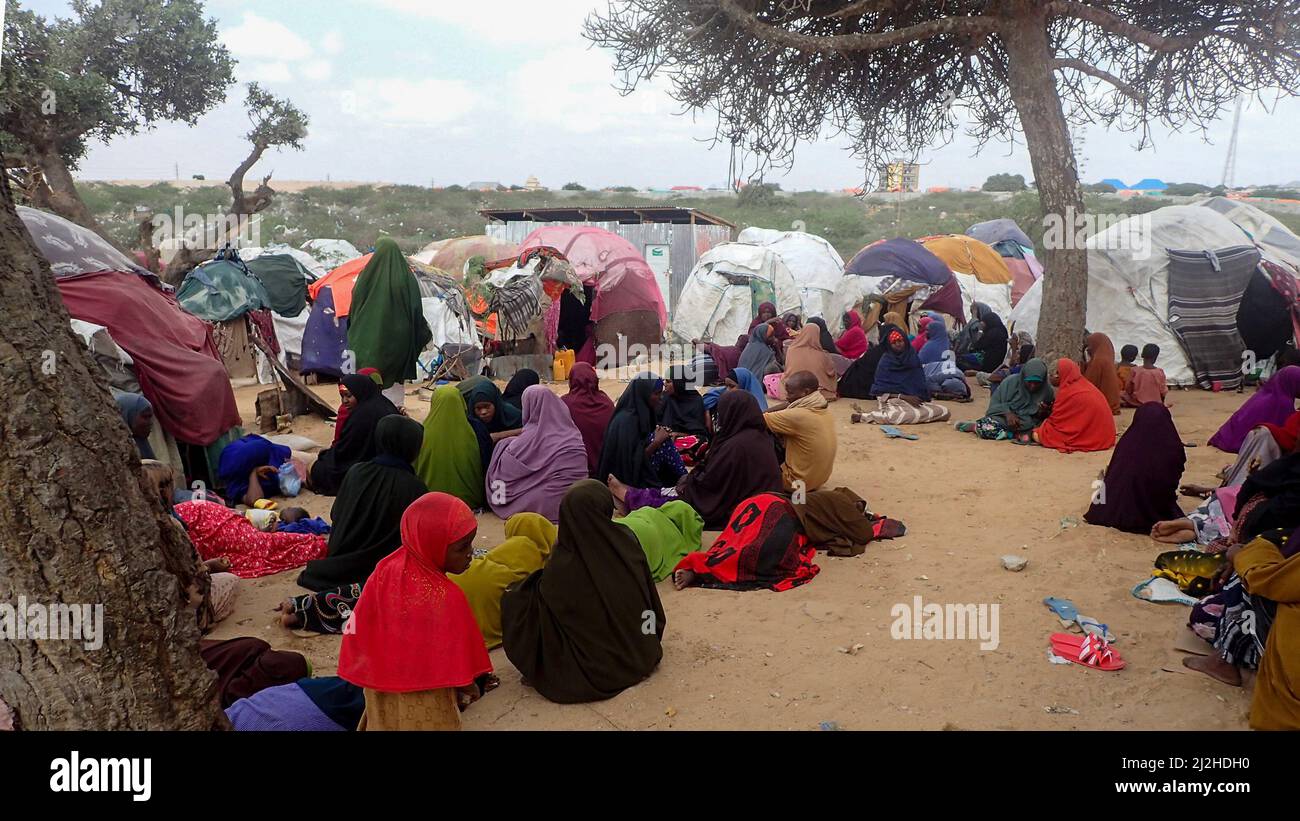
[308,374,400,496]
[958,305,1009,373]
[296,415,428,591]
[502,369,540,412]
[501,480,666,703]
[596,375,682,487]
[807,317,837,353]
[658,366,710,438]
[837,316,887,400]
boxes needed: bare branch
[1052,57,1146,103]
[712,0,999,52]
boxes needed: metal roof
[479,205,735,229]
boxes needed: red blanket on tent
[57,271,241,445]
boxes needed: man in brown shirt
[763,371,838,494]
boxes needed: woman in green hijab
[957,357,1055,441]
[415,385,486,508]
[347,238,432,394]
[615,501,705,582]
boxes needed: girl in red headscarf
[1032,359,1117,453]
[338,492,493,730]
[836,311,869,360]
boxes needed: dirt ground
[207,375,1259,730]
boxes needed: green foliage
[1252,187,1300,200]
[1163,182,1212,196]
[561,182,587,191]
[982,173,1027,192]
[736,182,781,207]
[243,83,308,152]
[1083,182,1117,193]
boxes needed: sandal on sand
[1043,597,1079,622]
[1050,633,1126,671]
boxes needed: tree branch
[1052,57,1146,103]
[712,0,999,52]
[1045,0,1215,52]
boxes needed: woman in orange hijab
[1033,359,1117,453]
[338,492,493,730]
[784,324,839,401]
[1082,332,1122,415]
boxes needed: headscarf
[1084,402,1186,533]
[912,315,933,353]
[784,325,838,399]
[500,480,666,704]
[346,238,432,388]
[1262,410,1300,453]
[1035,359,1117,453]
[1209,365,1300,453]
[869,324,931,400]
[658,366,709,436]
[501,369,540,411]
[595,375,663,486]
[836,310,869,360]
[331,368,381,445]
[310,374,399,495]
[1235,451,1300,539]
[615,501,704,582]
[807,317,837,352]
[338,493,491,692]
[415,386,486,508]
[738,323,777,375]
[918,316,950,365]
[704,366,767,411]
[1083,332,1122,414]
[971,310,1009,369]
[114,392,155,459]
[486,385,589,522]
[986,358,1053,422]
[749,301,778,332]
[679,390,784,528]
[450,513,556,650]
[297,415,429,591]
[456,376,522,433]
[561,362,615,476]
[200,637,309,709]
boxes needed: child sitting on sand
[1117,344,1138,392]
[1123,344,1168,407]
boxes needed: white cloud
[300,59,334,81]
[340,78,478,126]
[224,12,314,61]
[320,31,345,56]
[243,62,295,84]
[370,0,599,44]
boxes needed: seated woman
[703,334,749,384]
[218,434,292,507]
[1208,365,1300,453]
[957,307,1009,374]
[806,317,852,376]
[857,324,951,425]
[451,512,556,650]
[1234,531,1300,729]
[610,390,783,529]
[978,339,1035,387]
[658,366,712,464]
[486,385,589,522]
[308,374,400,496]
[457,376,524,459]
[835,311,869,360]
[738,322,780,377]
[296,416,428,592]
[596,374,686,488]
[783,324,839,402]
[114,391,156,459]
[338,493,493,730]
[1029,359,1116,452]
[199,636,310,709]
[615,501,705,583]
[501,368,540,413]
[1082,332,1122,415]
[415,386,486,510]
[330,368,381,444]
[1084,403,1185,533]
[561,362,615,477]
[226,676,365,732]
[957,358,1053,440]
[673,492,819,592]
[704,367,767,413]
[501,480,665,704]
[176,499,327,579]
[911,315,933,353]
[917,317,969,399]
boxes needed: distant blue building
[1100,178,1127,190]
[1129,178,1168,191]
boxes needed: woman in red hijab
[561,362,616,476]
[338,492,493,730]
[1082,332,1122,415]
[836,311,869,360]
[911,316,932,353]
[1033,359,1117,453]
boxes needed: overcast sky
[15,0,1300,190]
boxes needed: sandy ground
[207,376,1259,730]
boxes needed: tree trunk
[0,164,224,730]
[29,144,128,253]
[1001,3,1088,363]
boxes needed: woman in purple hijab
[1084,402,1186,534]
[486,385,590,523]
[1209,366,1300,453]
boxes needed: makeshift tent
[238,244,328,277]
[831,238,965,333]
[307,253,371,318]
[966,219,1045,306]
[16,205,151,277]
[176,252,280,381]
[301,238,362,270]
[413,235,519,273]
[1007,205,1300,386]
[920,234,1014,324]
[240,253,318,369]
[511,225,668,357]
[670,242,803,344]
[736,227,844,320]
[1198,197,1300,271]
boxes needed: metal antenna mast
[1221,96,1244,189]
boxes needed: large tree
[586,1,1300,357]
[160,83,310,283]
[0,162,223,730]
[1,0,234,242]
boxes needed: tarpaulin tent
[413,235,519,273]
[238,244,328,277]
[1007,205,1300,386]
[736,227,844,320]
[1198,197,1300,271]
[301,238,362,270]
[832,238,965,332]
[243,253,317,316]
[670,243,804,344]
[17,205,152,278]
[177,256,272,322]
[920,234,1014,323]
[966,219,1044,307]
[515,225,668,356]
[307,253,371,318]
[967,218,1034,249]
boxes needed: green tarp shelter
[244,253,314,317]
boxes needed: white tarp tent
[954,273,1013,327]
[737,227,845,321]
[1198,197,1300,271]
[670,243,803,344]
[301,239,362,270]
[1007,205,1277,385]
